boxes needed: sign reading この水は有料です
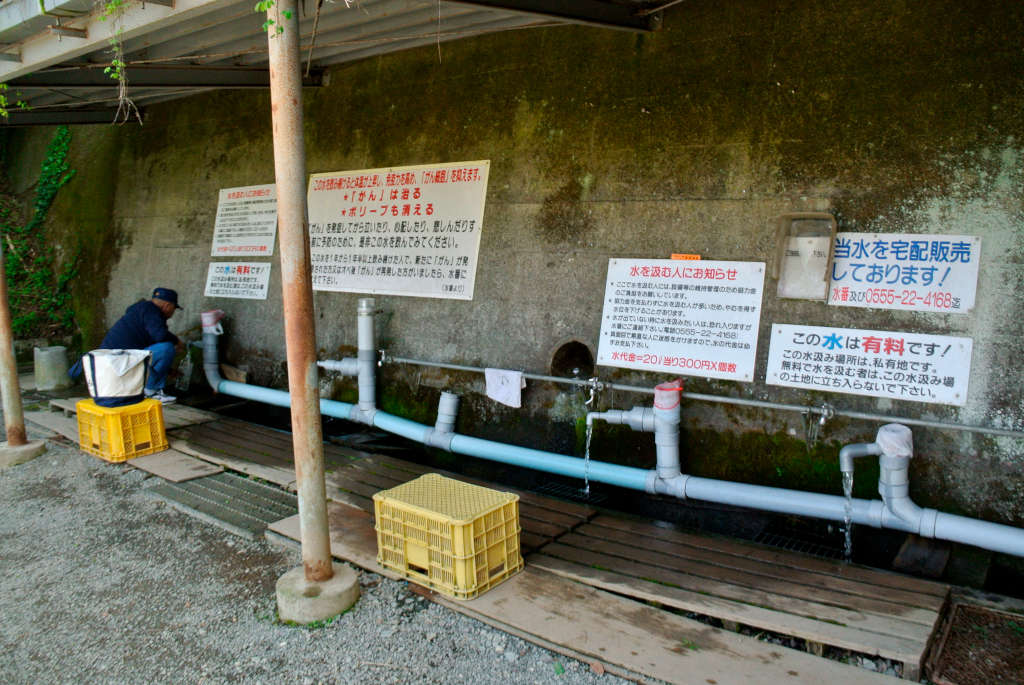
[204,262,271,299]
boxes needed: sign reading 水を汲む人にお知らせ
[211,184,277,257]
[306,161,489,300]
[766,324,973,406]
[596,259,766,382]
[828,233,980,313]
[204,262,272,300]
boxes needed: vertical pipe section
[0,241,27,446]
[267,0,332,583]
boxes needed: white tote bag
[82,349,151,407]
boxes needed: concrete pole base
[0,440,46,469]
[276,562,360,625]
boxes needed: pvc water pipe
[202,311,1024,559]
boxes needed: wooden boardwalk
[33,406,949,682]
[169,416,949,680]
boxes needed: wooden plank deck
[171,418,594,553]
[530,514,948,679]
[268,503,896,685]
[175,415,946,680]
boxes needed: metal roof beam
[10,65,322,89]
[0,107,128,126]
[449,0,661,32]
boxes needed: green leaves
[254,0,292,34]
[1,126,78,338]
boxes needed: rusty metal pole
[267,0,333,582]
[0,240,28,447]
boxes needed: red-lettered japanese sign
[828,233,980,313]
[211,184,277,256]
[204,262,272,299]
[306,161,489,300]
[596,259,766,381]
[766,324,972,406]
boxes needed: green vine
[0,83,30,120]
[0,126,79,337]
[254,0,293,35]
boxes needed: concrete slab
[276,563,360,625]
[129,449,223,482]
[0,440,46,469]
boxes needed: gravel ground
[0,427,637,685]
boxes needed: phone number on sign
[848,288,961,309]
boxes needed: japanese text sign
[828,233,980,313]
[307,161,489,300]
[211,184,277,256]
[766,324,972,406]
[204,262,272,300]
[597,259,766,381]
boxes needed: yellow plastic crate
[76,398,168,462]
[373,473,523,600]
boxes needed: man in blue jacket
[99,287,185,404]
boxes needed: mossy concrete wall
[6,0,1024,525]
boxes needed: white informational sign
[596,259,766,382]
[766,324,972,406]
[204,262,272,300]
[211,184,278,256]
[828,233,980,313]
[306,161,489,300]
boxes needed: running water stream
[843,471,854,561]
[582,422,593,497]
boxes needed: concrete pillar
[266,0,358,622]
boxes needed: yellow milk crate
[373,473,523,600]
[76,398,168,462]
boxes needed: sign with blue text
[596,258,765,381]
[828,233,980,313]
[765,324,973,406]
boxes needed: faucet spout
[839,441,882,475]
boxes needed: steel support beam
[451,0,661,31]
[267,0,333,583]
[0,241,27,447]
[0,107,127,125]
[10,65,321,89]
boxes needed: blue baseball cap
[152,287,183,309]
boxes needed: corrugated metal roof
[0,0,662,125]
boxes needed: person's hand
[175,340,186,353]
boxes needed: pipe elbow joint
[645,471,688,499]
[423,429,455,451]
[348,405,377,426]
[839,442,882,474]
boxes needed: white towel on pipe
[485,368,526,408]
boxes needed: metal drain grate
[532,480,608,505]
[753,529,844,560]
[148,472,298,539]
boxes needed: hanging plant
[97,0,141,123]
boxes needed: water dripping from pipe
[582,422,593,498]
[843,471,854,562]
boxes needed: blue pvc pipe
[449,434,650,491]
[216,378,648,491]
[217,380,356,418]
